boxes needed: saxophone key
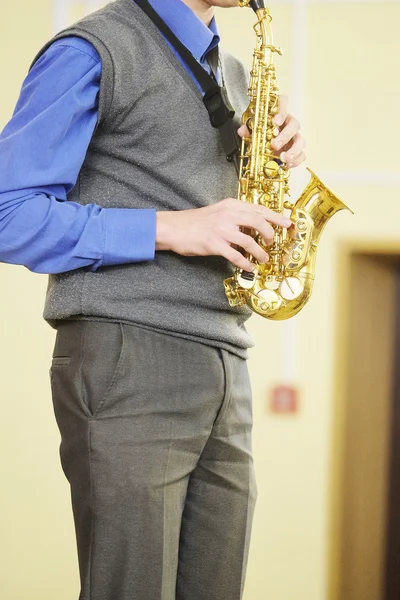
[251,289,282,315]
[280,277,304,301]
[238,267,258,290]
[265,275,280,291]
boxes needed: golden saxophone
[224,0,353,320]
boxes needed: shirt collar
[144,0,220,62]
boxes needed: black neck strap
[135,0,240,168]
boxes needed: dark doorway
[385,266,400,600]
[332,251,399,600]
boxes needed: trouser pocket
[50,320,125,419]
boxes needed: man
[0,0,306,598]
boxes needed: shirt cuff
[102,208,156,266]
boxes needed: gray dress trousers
[50,320,257,600]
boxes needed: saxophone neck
[253,7,282,60]
[241,0,275,27]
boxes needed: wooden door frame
[328,239,400,600]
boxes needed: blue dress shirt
[0,0,220,274]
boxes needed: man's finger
[237,124,251,139]
[241,204,292,228]
[280,133,306,166]
[230,231,269,264]
[222,244,255,272]
[272,115,300,151]
[273,94,289,127]
[286,151,307,169]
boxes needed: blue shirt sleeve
[0,37,156,274]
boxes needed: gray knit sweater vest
[34,0,254,357]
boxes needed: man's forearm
[0,190,156,274]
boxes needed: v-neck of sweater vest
[117,0,221,110]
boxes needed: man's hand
[237,94,306,169]
[156,95,302,268]
[156,200,292,272]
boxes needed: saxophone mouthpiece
[249,0,266,11]
[239,0,265,11]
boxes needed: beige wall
[1,2,399,599]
